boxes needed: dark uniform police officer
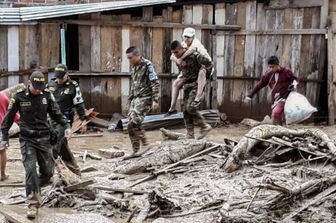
[47,64,86,176]
[1,71,70,219]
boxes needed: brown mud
[1,124,336,223]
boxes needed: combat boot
[27,206,38,219]
[139,130,148,147]
[186,125,195,139]
[198,123,212,139]
[131,139,140,155]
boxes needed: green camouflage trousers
[182,83,207,138]
[127,96,152,152]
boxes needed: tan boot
[198,124,212,139]
[27,206,38,219]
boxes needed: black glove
[50,129,59,145]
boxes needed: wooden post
[211,30,218,109]
[327,26,335,125]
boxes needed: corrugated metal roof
[0,0,176,25]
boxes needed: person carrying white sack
[244,56,298,125]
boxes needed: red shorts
[272,101,285,121]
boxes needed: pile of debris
[4,123,336,222]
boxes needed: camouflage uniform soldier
[47,64,86,176]
[1,71,70,219]
[126,46,159,154]
[170,40,212,139]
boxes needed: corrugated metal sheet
[117,110,221,131]
[0,0,176,24]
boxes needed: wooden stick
[127,208,138,223]
[257,183,291,194]
[246,188,260,211]
[93,185,147,195]
[129,144,220,187]
[161,204,222,218]
[71,133,103,138]
[281,184,336,222]
[83,150,88,162]
[0,183,25,188]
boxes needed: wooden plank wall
[215,1,325,121]
[0,0,328,121]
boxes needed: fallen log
[223,125,320,172]
[129,144,221,187]
[115,140,215,175]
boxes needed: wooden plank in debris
[281,184,336,222]
[0,205,33,223]
[93,185,147,195]
[64,179,95,192]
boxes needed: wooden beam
[218,29,326,35]
[327,27,335,125]
[0,206,33,223]
[41,20,241,31]
[265,0,324,9]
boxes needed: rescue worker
[126,46,159,155]
[166,27,212,116]
[244,56,298,125]
[170,40,212,139]
[1,71,70,219]
[47,64,86,176]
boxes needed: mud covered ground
[1,124,336,223]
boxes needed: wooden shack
[0,0,332,122]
